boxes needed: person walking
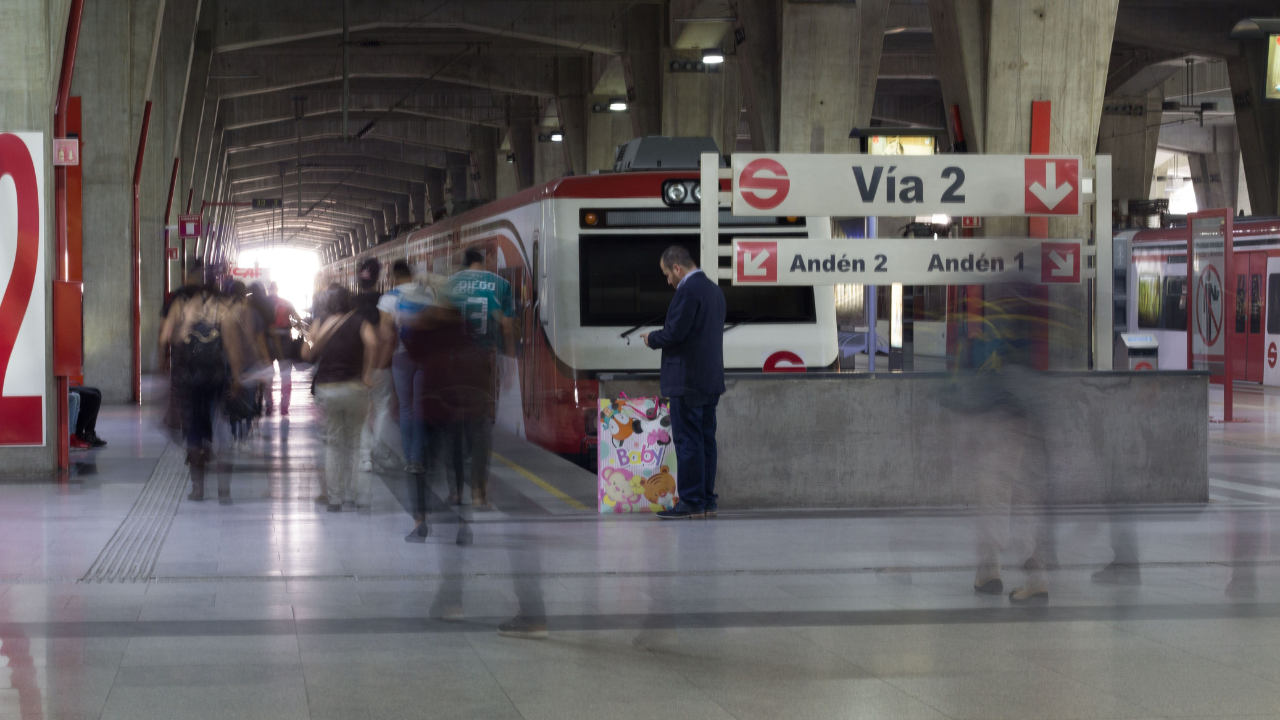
[443,248,515,510]
[353,258,398,472]
[304,285,380,512]
[267,281,302,415]
[641,245,726,520]
[379,261,436,474]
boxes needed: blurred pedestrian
[642,245,725,520]
[303,284,379,512]
[443,248,515,509]
[159,260,231,502]
[353,258,398,472]
[224,281,272,450]
[380,261,435,473]
[267,281,302,415]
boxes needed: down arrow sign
[1029,162,1073,211]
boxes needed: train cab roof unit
[613,136,727,172]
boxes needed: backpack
[171,293,227,391]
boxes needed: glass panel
[578,234,816,326]
[1237,274,1247,334]
[1137,274,1161,329]
[1164,276,1187,331]
[1251,274,1262,334]
[1189,215,1226,374]
[1268,275,1280,335]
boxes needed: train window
[1251,274,1262,334]
[1163,277,1187,331]
[1236,274,1247,334]
[1270,275,1280,335]
[579,234,816,326]
[1137,275,1161,329]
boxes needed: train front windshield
[579,234,816,327]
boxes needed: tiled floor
[0,378,1278,719]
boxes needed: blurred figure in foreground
[304,285,380,512]
[159,259,231,502]
[224,281,271,449]
[353,258,399,472]
[945,287,1062,603]
[442,248,515,509]
[380,261,435,473]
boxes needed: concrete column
[928,0,987,152]
[394,196,409,227]
[623,4,663,139]
[176,4,215,211]
[731,0,781,151]
[661,51,741,156]
[1227,41,1280,217]
[425,165,447,221]
[509,96,536,190]
[445,151,469,216]
[1097,89,1163,223]
[557,56,589,175]
[778,0,888,153]
[470,125,498,203]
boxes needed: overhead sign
[0,133,48,445]
[178,214,201,239]
[731,154,1083,218]
[732,237,1084,286]
[228,265,270,282]
[251,198,283,209]
[52,138,79,167]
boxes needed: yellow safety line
[491,451,590,511]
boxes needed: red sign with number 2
[0,134,46,445]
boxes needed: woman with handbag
[303,284,380,512]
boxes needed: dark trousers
[69,387,101,436]
[669,394,719,510]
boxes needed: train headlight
[691,182,702,204]
[663,181,688,205]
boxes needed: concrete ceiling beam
[220,92,509,130]
[229,152,436,180]
[877,52,939,80]
[225,139,449,170]
[213,0,631,54]
[231,174,417,197]
[221,119,473,153]
[214,51,560,99]
[230,162,429,186]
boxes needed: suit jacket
[646,270,726,398]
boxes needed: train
[318,158,838,461]
[1118,216,1280,384]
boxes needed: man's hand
[640,332,649,347]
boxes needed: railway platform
[0,378,1274,719]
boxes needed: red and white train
[1119,216,1280,384]
[319,168,837,460]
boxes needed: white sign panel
[0,132,47,445]
[228,265,270,283]
[731,154,1083,218]
[732,238,1084,286]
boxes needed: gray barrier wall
[599,371,1208,509]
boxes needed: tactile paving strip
[80,442,188,583]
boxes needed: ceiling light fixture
[702,50,725,64]
[550,132,564,142]
[609,100,628,111]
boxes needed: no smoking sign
[1196,265,1224,347]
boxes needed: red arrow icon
[1025,159,1079,215]
[736,241,777,283]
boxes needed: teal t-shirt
[445,269,515,346]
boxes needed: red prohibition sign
[1196,264,1223,347]
[0,134,44,444]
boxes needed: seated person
[69,386,106,448]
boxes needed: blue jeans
[392,353,426,464]
[669,394,719,510]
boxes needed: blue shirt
[378,282,435,354]
[445,269,515,347]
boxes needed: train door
[1231,252,1266,383]
[1264,256,1280,386]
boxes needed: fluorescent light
[931,214,950,225]
[608,101,627,111]
[702,51,725,64]
[550,132,564,142]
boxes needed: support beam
[557,56,589,175]
[623,4,663,138]
[1227,41,1280,216]
[509,95,537,189]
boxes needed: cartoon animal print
[599,467,645,512]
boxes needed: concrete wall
[601,371,1208,509]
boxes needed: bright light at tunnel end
[236,247,321,313]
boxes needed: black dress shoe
[656,502,703,520]
[974,577,1004,595]
[704,501,718,518]
[80,433,107,448]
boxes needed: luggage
[597,394,678,513]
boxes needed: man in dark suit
[641,245,726,519]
